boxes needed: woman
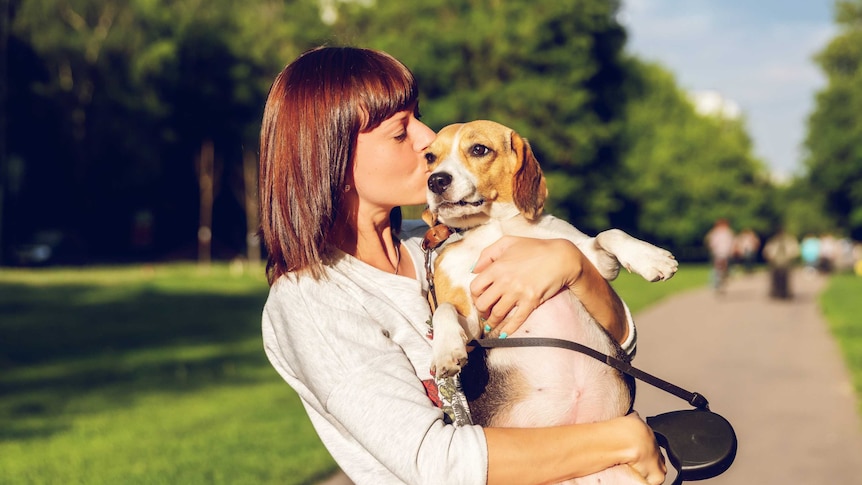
[259,46,665,485]
[704,219,735,292]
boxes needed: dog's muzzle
[428,172,452,195]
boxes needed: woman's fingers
[486,305,534,339]
[471,236,516,274]
[470,236,570,333]
[622,413,667,485]
[471,261,542,334]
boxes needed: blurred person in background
[704,218,735,293]
[800,234,821,274]
[733,228,760,273]
[817,233,837,273]
[762,227,800,300]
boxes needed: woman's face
[351,109,436,209]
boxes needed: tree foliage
[6,0,325,259]
[3,0,783,263]
[330,0,630,230]
[804,0,862,239]
[617,59,774,249]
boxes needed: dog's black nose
[428,172,452,195]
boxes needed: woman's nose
[413,120,436,151]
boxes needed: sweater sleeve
[262,277,488,485]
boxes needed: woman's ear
[511,131,547,220]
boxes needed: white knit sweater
[262,230,636,485]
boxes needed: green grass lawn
[2,262,858,483]
[611,264,712,315]
[819,272,862,413]
[0,263,335,485]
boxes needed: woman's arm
[469,237,629,344]
[486,414,666,484]
[469,237,663,482]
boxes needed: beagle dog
[423,120,677,484]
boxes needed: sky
[617,0,838,179]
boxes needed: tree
[804,0,862,239]
[5,0,778,263]
[617,59,774,251]
[0,0,8,264]
[777,179,837,237]
[331,0,631,231]
[6,0,326,262]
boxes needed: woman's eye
[395,132,407,142]
[470,144,491,157]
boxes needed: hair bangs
[353,52,419,132]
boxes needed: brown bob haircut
[259,46,419,284]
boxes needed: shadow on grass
[0,284,267,365]
[0,279,276,441]
[0,349,270,442]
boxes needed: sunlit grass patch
[612,264,711,314]
[820,273,862,413]
[0,263,335,484]
[0,262,761,484]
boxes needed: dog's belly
[471,290,632,428]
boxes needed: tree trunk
[0,0,8,265]
[242,149,261,268]
[197,139,214,267]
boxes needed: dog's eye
[425,153,437,164]
[470,144,491,157]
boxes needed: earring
[344,184,351,193]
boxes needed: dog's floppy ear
[421,207,438,227]
[511,131,547,220]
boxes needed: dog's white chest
[437,222,506,284]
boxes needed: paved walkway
[320,270,862,484]
[634,270,862,484]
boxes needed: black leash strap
[471,337,710,410]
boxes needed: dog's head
[423,120,547,229]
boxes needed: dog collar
[421,224,455,251]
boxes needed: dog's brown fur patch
[510,132,547,220]
[461,126,518,205]
[431,245,472,317]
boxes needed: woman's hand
[485,411,667,485]
[469,236,583,337]
[469,236,628,343]
[614,412,668,484]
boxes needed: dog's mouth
[438,198,485,209]
[432,197,489,229]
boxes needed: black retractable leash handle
[472,337,737,484]
[647,410,736,483]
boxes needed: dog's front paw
[620,242,679,282]
[431,341,468,378]
[429,304,469,378]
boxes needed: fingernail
[469,260,477,272]
[484,324,491,333]
[499,332,508,339]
